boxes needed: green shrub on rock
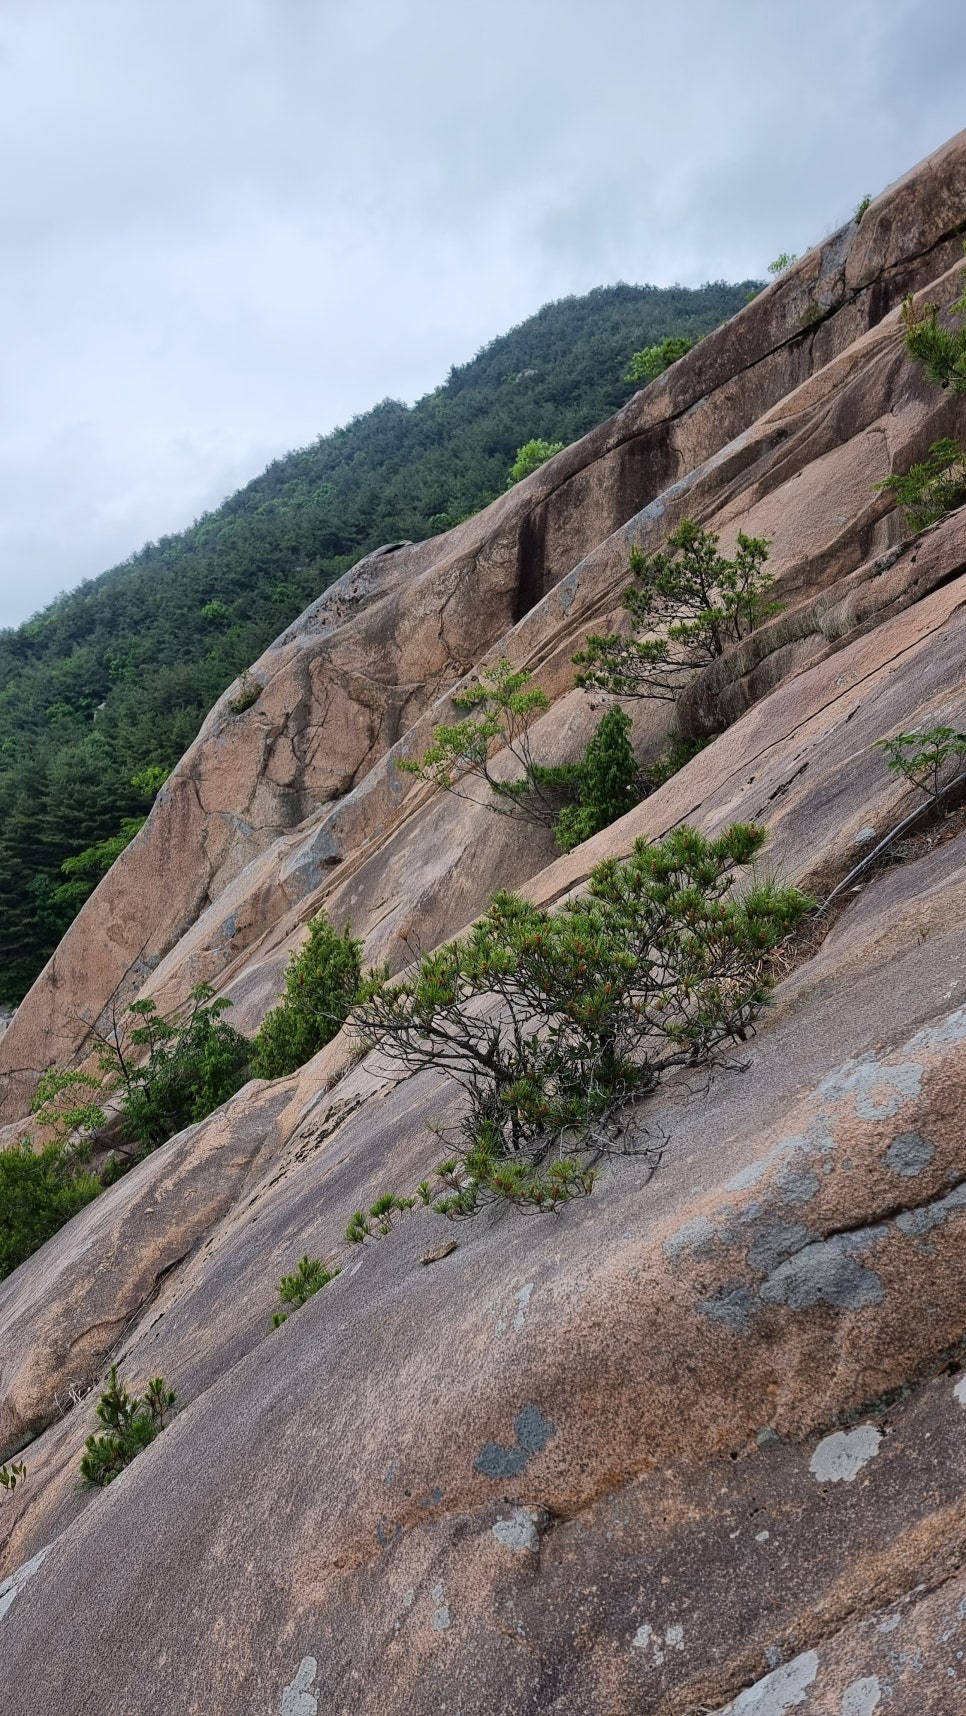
[0,1140,101,1282]
[351,824,810,1222]
[272,1254,340,1326]
[100,983,250,1150]
[553,707,641,851]
[506,439,565,486]
[80,1366,176,1487]
[624,336,696,385]
[252,913,365,1079]
[876,437,966,533]
[574,519,778,703]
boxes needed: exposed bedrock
[3,129,966,1714]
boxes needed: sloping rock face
[3,132,966,1715]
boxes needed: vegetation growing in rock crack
[0,1459,27,1499]
[873,726,966,802]
[347,824,810,1229]
[0,1069,104,1282]
[900,268,966,393]
[398,660,646,849]
[552,707,641,851]
[226,668,262,714]
[623,336,696,385]
[96,982,250,1152]
[253,913,371,1079]
[768,253,798,275]
[506,439,565,486]
[573,519,779,702]
[272,1254,340,1327]
[876,437,966,533]
[79,1366,176,1487]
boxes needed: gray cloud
[1,0,964,625]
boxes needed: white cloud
[1,0,964,624]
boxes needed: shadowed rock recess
[4,132,966,1715]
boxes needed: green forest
[0,278,757,1004]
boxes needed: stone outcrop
[3,131,966,1714]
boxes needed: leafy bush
[553,707,641,851]
[768,253,798,275]
[0,1140,101,1282]
[272,1254,340,1326]
[0,1459,27,1498]
[854,195,872,224]
[506,439,565,486]
[351,824,810,1221]
[253,914,366,1079]
[900,280,966,393]
[624,336,696,385]
[873,726,966,801]
[876,437,966,532]
[79,1366,176,1487]
[30,1065,106,1149]
[99,983,250,1150]
[573,519,778,701]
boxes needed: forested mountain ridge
[0,278,756,1002]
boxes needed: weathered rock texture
[3,132,966,1715]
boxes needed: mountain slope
[6,127,966,1714]
[0,280,755,1002]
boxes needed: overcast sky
[0,0,963,628]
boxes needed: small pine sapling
[900,269,966,394]
[79,1365,176,1487]
[553,707,642,851]
[574,519,778,702]
[253,913,367,1079]
[272,1254,340,1326]
[876,438,966,533]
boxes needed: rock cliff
[3,130,966,1715]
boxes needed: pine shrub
[351,824,810,1220]
[252,913,365,1079]
[80,1366,176,1487]
[574,519,778,702]
[553,707,641,851]
[100,983,250,1150]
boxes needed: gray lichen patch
[895,1181,966,1236]
[279,1656,319,1716]
[491,1506,547,1553]
[746,1222,813,1274]
[885,1130,935,1177]
[841,1677,882,1715]
[720,1648,819,1712]
[814,1053,924,1121]
[758,1231,886,1311]
[431,1583,451,1631]
[809,1423,882,1483]
[697,1283,757,1334]
[475,1404,555,1479]
[664,1215,715,1261]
